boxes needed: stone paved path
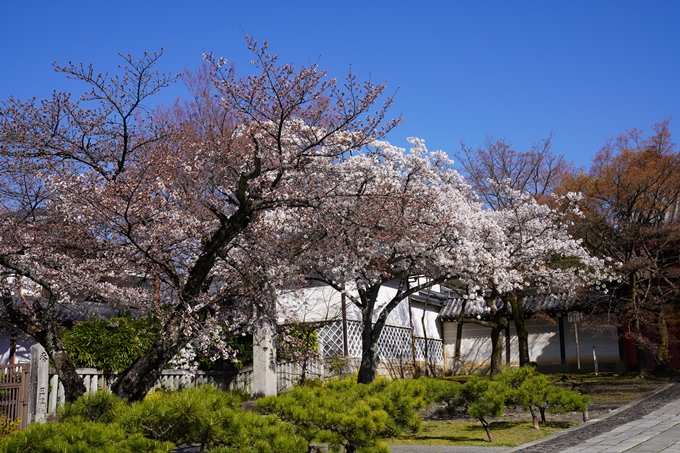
[389,446,510,453]
[559,398,680,452]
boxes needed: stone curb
[505,381,676,453]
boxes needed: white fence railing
[46,359,325,414]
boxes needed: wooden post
[9,328,16,365]
[408,296,417,369]
[505,324,511,366]
[574,322,581,370]
[455,322,463,358]
[558,315,566,365]
[341,291,349,357]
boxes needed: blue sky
[2,1,679,169]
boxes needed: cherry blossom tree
[0,49,176,401]
[279,138,501,383]
[0,166,93,401]
[448,184,609,376]
[453,137,604,370]
[0,37,398,400]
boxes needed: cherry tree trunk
[111,319,187,401]
[356,286,384,385]
[509,295,531,367]
[49,349,86,403]
[489,321,506,377]
[357,321,381,384]
[2,291,86,403]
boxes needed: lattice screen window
[318,321,443,364]
[377,325,413,360]
[414,338,443,363]
[318,322,344,357]
[346,321,363,357]
[318,321,363,358]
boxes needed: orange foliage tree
[564,120,680,376]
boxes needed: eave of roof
[437,289,615,322]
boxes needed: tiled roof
[409,288,454,307]
[55,301,121,322]
[438,292,578,321]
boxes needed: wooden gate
[0,364,30,430]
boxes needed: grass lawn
[385,420,572,447]
[385,371,677,448]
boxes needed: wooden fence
[0,364,30,430]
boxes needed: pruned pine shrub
[59,389,127,423]
[118,385,243,449]
[48,386,306,453]
[457,377,505,442]
[433,377,505,443]
[117,385,305,453]
[495,367,589,430]
[205,413,308,453]
[0,419,174,453]
[543,384,589,422]
[257,377,430,453]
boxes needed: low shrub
[257,377,432,453]
[0,416,19,442]
[0,419,173,453]
[496,367,589,429]
[118,385,305,453]
[59,390,127,423]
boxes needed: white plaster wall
[525,319,561,365]
[443,323,457,346]
[375,282,408,327]
[441,314,622,371]
[444,323,495,372]
[278,281,415,329]
[410,302,442,340]
[277,285,345,323]
[446,322,517,370]
[524,316,619,365]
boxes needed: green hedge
[61,314,159,373]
